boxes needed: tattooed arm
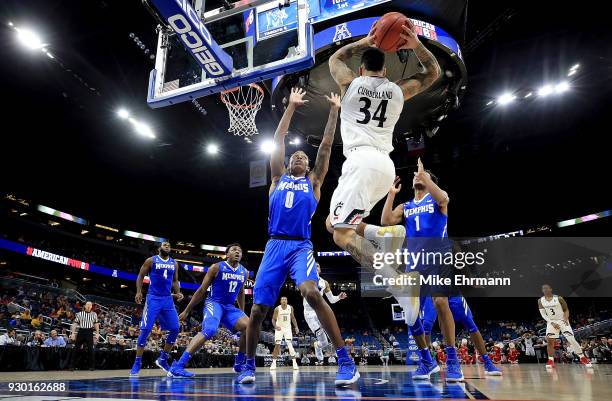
[310,93,341,200]
[396,25,441,101]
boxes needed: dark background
[1,0,611,254]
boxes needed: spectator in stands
[28,330,45,346]
[30,314,43,329]
[0,328,19,345]
[301,353,310,366]
[44,329,66,347]
[20,309,32,324]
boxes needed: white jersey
[540,295,564,321]
[303,278,326,314]
[340,76,404,156]
[276,305,293,330]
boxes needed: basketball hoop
[220,83,265,136]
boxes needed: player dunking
[168,244,249,377]
[380,159,464,381]
[270,297,300,370]
[303,263,347,365]
[326,22,441,322]
[130,241,183,376]
[538,284,592,369]
[236,89,359,385]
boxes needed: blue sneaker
[234,361,245,373]
[167,363,195,378]
[412,360,441,380]
[445,359,464,382]
[484,359,502,376]
[235,365,256,384]
[155,356,171,373]
[335,358,360,386]
[129,359,141,377]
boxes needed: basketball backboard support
[146,0,314,108]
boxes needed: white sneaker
[293,359,299,370]
[270,360,277,370]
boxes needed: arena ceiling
[2,0,611,251]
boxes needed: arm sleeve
[325,291,341,304]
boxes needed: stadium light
[524,92,532,98]
[497,93,516,105]
[486,100,494,106]
[570,63,580,71]
[555,81,570,93]
[15,27,45,50]
[128,118,155,139]
[117,108,130,119]
[538,84,554,97]
[261,139,276,154]
[289,137,301,145]
[206,143,219,155]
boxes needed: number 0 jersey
[340,76,404,156]
[208,261,247,305]
[268,174,317,239]
[148,255,176,297]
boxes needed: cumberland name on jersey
[404,193,448,253]
[269,175,317,239]
[149,255,176,297]
[340,76,404,155]
[209,261,247,305]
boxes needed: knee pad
[409,318,424,337]
[137,327,152,347]
[166,327,179,345]
[202,326,218,340]
[316,328,329,348]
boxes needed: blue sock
[336,347,349,360]
[159,351,168,360]
[446,346,458,361]
[134,356,142,363]
[235,352,246,364]
[177,352,191,368]
[245,357,256,369]
[419,348,433,364]
[482,354,491,363]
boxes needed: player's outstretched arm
[172,261,184,302]
[270,88,308,194]
[324,280,347,304]
[310,93,340,199]
[328,25,375,95]
[135,258,153,304]
[396,25,441,101]
[180,264,219,319]
[381,176,405,226]
[415,158,449,214]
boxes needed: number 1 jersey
[340,76,404,156]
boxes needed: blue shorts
[141,295,179,331]
[420,296,478,335]
[253,239,318,306]
[203,300,246,335]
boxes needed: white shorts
[546,320,574,339]
[274,327,293,344]
[330,147,395,228]
[304,309,321,333]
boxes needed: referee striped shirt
[74,311,98,329]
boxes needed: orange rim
[220,83,264,109]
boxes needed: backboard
[146,0,314,108]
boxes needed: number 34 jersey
[209,261,247,305]
[340,76,404,156]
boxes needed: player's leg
[558,321,592,367]
[411,297,440,380]
[155,297,180,373]
[432,296,463,381]
[236,240,289,383]
[220,305,250,372]
[545,321,560,369]
[169,301,223,377]
[130,298,161,376]
[283,329,299,370]
[292,246,359,385]
[305,310,327,364]
[271,332,282,369]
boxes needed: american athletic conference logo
[333,23,352,42]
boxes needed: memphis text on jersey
[372,274,511,287]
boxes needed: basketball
[373,12,411,52]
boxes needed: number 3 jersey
[148,255,176,297]
[268,175,317,239]
[340,76,404,156]
[208,261,247,305]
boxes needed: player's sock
[364,224,382,245]
[548,356,554,361]
[175,352,191,368]
[446,346,458,361]
[482,354,492,363]
[235,352,246,365]
[419,348,434,364]
[336,346,349,361]
[159,351,169,361]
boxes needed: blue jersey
[268,174,318,239]
[208,261,247,305]
[403,193,448,252]
[148,255,176,297]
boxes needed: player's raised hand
[135,291,143,305]
[324,92,341,109]
[339,292,348,300]
[364,20,378,46]
[289,87,308,107]
[389,176,402,195]
[398,22,420,50]
[414,158,431,183]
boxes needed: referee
[69,301,99,371]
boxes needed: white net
[220,83,265,136]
